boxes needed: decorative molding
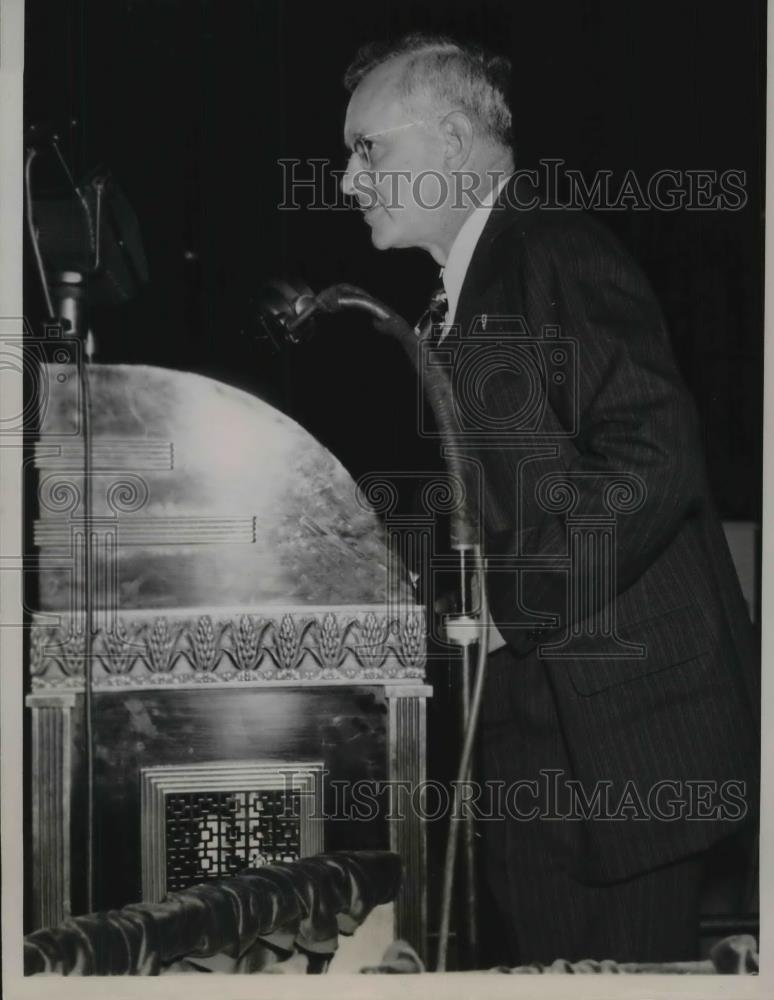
[140,761,324,901]
[29,605,427,690]
[28,694,76,929]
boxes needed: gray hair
[343,33,513,148]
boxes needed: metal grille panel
[165,789,301,890]
[140,761,324,900]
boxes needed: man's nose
[341,152,360,197]
[341,154,377,204]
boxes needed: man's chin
[365,209,401,250]
[369,228,395,250]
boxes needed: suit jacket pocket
[551,604,712,697]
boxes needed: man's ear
[441,110,474,169]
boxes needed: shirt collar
[441,173,511,324]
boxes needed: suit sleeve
[484,214,706,656]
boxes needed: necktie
[414,285,448,342]
[414,285,507,653]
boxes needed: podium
[26,363,429,959]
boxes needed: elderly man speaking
[340,33,759,966]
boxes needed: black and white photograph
[0,0,770,993]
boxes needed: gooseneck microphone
[254,277,489,971]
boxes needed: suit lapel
[454,173,537,338]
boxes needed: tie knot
[415,285,448,339]
[428,285,448,319]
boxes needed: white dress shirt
[440,173,512,332]
[439,174,512,652]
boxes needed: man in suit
[340,33,759,964]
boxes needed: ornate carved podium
[26,363,429,959]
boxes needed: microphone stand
[26,135,99,915]
[257,281,489,971]
[26,125,143,920]
[49,272,96,915]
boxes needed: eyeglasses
[347,112,458,171]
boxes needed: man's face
[342,57,448,254]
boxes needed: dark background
[22,0,766,961]
[24,0,765,520]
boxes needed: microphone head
[31,172,148,306]
[253,277,319,349]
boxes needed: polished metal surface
[36,364,410,610]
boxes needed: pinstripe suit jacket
[452,176,760,881]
